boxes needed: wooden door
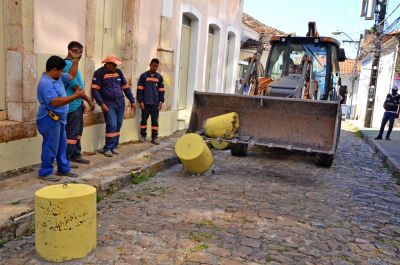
[205,33,214,92]
[224,36,232,92]
[178,25,191,110]
[94,0,123,69]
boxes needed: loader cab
[265,36,345,101]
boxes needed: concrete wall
[136,0,243,86]
[146,0,242,124]
[0,0,243,173]
[34,0,87,54]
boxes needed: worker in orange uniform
[137,58,165,145]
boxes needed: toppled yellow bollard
[203,112,239,139]
[35,184,97,262]
[175,133,214,174]
[203,112,239,150]
[210,139,231,150]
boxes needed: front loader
[188,23,346,167]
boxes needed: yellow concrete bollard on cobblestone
[35,184,97,262]
[175,133,214,174]
[203,112,239,139]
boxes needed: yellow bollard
[175,133,214,174]
[203,112,239,139]
[35,184,97,262]
[210,139,231,150]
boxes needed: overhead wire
[378,2,400,26]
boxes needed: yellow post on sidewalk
[175,133,214,174]
[35,184,97,262]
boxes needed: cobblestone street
[1,129,400,265]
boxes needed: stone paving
[1,128,400,264]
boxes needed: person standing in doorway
[91,54,136,157]
[137,58,165,145]
[375,86,400,140]
[64,41,95,167]
[37,56,84,181]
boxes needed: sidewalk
[0,132,182,244]
[349,120,400,175]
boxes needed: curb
[0,156,180,245]
[363,136,400,175]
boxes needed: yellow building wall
[0,110,177,173]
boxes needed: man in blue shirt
[36,56,85,181]
[137,58,165,145]
[64,41,95,167]
[91,54,136,157]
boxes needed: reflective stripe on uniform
[105,132,118,137]
[146,77,159,82]
[104,73,119,79]
[92,84,101,90]
[67,139,78,144]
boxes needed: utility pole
[364,0,387,128]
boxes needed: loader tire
[231,143,248,156]
[315,154,334,168]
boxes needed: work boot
[111,148,119,155]
[38,175,61,182]
[104,150,113,157]
[71,156,90,164]
[56,172,79,178]
[151,138,160,145]
[374,136,382,140]
[139,135,146,143]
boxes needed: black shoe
[386,138,391,141]
[56,172,79,178]
[38,175,61,182]
[374,136,382,140]
[151,138,160,145]
[71,156,90,164]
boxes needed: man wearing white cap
[375,85,400,140]
[91,54,136,157]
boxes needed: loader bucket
[188,91,341,155]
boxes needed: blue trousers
[377,112,396,139]
[37,116,70,177]
[140,104,159,139]
[103,105,125,151]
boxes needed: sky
[243,0,400,59]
